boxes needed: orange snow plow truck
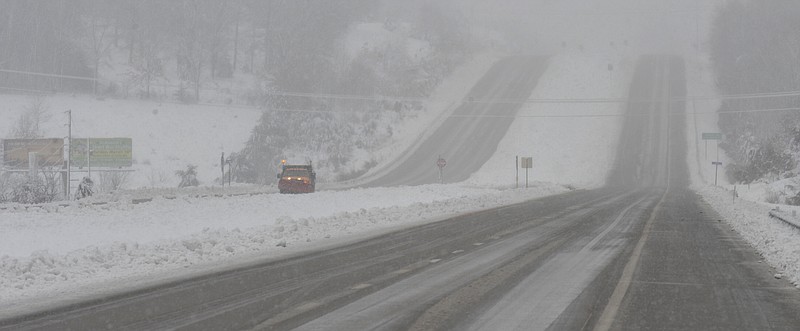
[277,160,316,194]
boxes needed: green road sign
[71,138,132,168]
[702,132,722,140]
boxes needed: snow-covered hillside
[467,51,634,188]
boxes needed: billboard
[2,138,65,169]
[70,138,133,168]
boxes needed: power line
[0,69,96,82]
[268,105,800,119]
[266,91,422,103]
[0,86,56,94]
[264,89,800,105]
[2,67,797,106]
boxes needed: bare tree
[11,95,50,139]
[83,3,116,95]
[175,0,203,102]
[99,171,130,192]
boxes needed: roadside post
[28,152,38,178]
[437,156,446,184]
[712,161,722,186]
[521,157,533,188]
[220,152,225,187]
[515,155,519,189]
[87,149,93,179]
[226,156,233,186]
[702,132,722,160]
[66,110,72,199]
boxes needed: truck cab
[277,161,316,194]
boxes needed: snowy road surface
[362,56,548,187]
[2,55,800,330]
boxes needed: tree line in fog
[711,1,800,188]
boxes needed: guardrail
[768,209,800,230]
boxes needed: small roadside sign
[436,156,446,184]
[712,161,722,165]
[702,133,722,140]
[519,156,533,189]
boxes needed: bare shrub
[764,187,783,204]
[40,167,64,201]
[176,164,199,187]
[11,176,51,204]
[147,169,171,188]
[0,172,13,203]
[98,171,131,192]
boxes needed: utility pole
[221,152,225,187]
[87,148,93,179]
[66,110,72,200]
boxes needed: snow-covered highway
[4,54,800,330]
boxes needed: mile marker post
[712,161,722,186]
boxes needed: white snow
[0,51,572,314]
[4,1,800,318]
[681,6,800,289]
[0,95,261,188]
[467,51,634,188]
[0,183,567,314]
[349,52,501,184]
[694,185,800,288]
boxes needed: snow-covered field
[0,48,517,311]
[0,183,568,314]
[467,51,634,188]
[0,44,635,312]
[0,95,261,188]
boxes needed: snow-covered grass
[467,50,634,188]
[696,185,800,287]
[0,48,635,314]
[0,50,573,313]
[0,94,261,189]
[350,52,501,184]
[0,183,568,314]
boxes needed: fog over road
[3,55,800,331]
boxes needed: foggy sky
[461,0,722,55]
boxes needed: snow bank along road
[3,55,800,330]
